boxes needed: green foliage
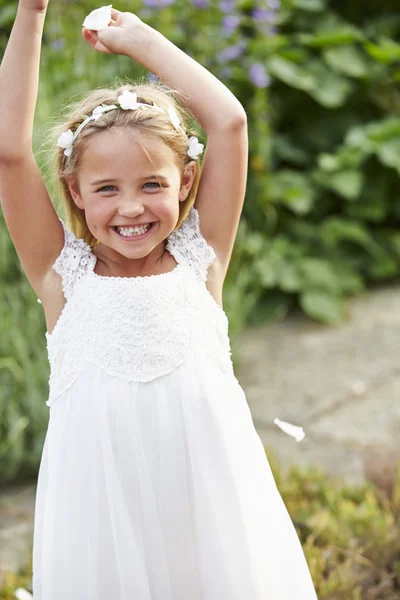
[244,0,400,325]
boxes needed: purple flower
[268,0,281,8]
[50,38,65,51]
[143,0,174,6]
[222,15,241,29]
[252,8,277,23]
[219,0,235,12]
[191,0,210,7]
[249,63,271,88]
[220,66,233,80]
[216,40,247,63]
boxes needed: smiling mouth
[112,222,155,240]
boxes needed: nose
[117,194,145,218]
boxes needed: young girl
[0,1,318,598]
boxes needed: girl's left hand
[82,8,144,56]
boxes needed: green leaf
[304,59,355,107]
[248,292,292,325]
[243,232,265,256]
[266,56,315,91]
[274,136,311,166]
[298,258,341,293]
[328,170,364,199]
[323,45,369,78]
[365,38,400,64]
[292,0,326,11]
[297,21,364,48]
[300,291,345,323]
[0,4,17,27]
[321,219,382,256]
[375,139,400,173]
[269,170,315,214]
[318,147,367,172]
[365,118,400,142]
[368,255,398,278]
[345,126,375,152]
[254,259,278,288]
[278,263,302,292]
[313,169,364,200]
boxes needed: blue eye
[144,182,162,189]
[97,182,162,192]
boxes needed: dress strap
[166,206,216,282]
[52,219,96,300]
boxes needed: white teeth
[116,224,151,237]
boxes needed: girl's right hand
[20,0,49,11]
[82,9,144,56]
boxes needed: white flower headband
[57,90,204,160]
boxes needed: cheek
[85,199,114,229]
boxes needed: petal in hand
[82,5,113,31]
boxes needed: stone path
[233,284,400,489]
[2,284,400,584]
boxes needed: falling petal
[274,418,305,442]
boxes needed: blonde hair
[49,77,204,247]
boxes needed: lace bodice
[43,206,235,406]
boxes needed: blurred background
[1,0,400,597]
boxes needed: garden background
[1,0,400,597]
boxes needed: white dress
[32,206,318,599]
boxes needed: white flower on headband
[168,105,181,130]
[56,97,205,160]
[187,136,204,159]
[83,5,113,31]
[92,104,118,119]
[57,129,74,157]
[118,90,141,110]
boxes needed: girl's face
[66,128,196,271]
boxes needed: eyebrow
[91,175,169,185]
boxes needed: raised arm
[83,10,248,279]
[0,0,64,298]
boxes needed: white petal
[83,5,112,31]
[118,90,140,110]
[187,136,204,158]
[64,147,73,157]
[14,589,33,600]
[92,105,106,115]
[274,418,306,442]
[92,104,118,119]
[57,129,74,150]
[168,105,181,129]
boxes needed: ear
[179,161,197,202]
[65,176,84,210]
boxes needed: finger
[110,8,123,19]
[81,28,113,54]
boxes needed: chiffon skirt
[32,354,318,599]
